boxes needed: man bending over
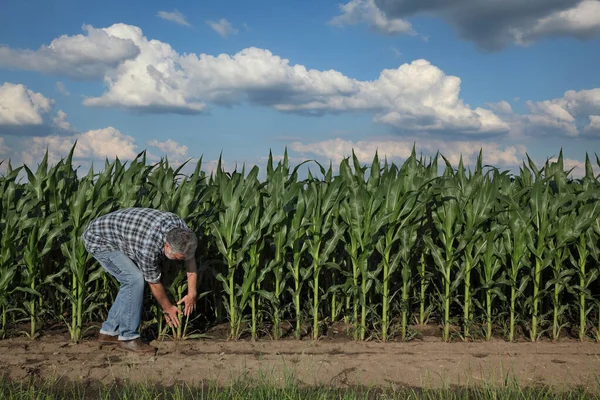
[82,207,198,354]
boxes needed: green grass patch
[0,375,598,400]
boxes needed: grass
[1,375,598,400]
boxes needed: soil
[2,324,600,393]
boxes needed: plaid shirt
[82,208,189,283]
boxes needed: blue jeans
[92,250,145,341]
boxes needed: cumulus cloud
[583,115,600,135]
[518,88,600,137]
[22,127,138,167]
[56,81,70,96]
[71,24,506,135]
[371,0,600,50]
[0,82,77,135]
[290,137,528,168]
[52,110,74,131]
[512,1,600,46]
[0,25,140,80]
[148,138,189,160]
[157,9,191,27]
[0,82,53,127]
[486,100,513,115]
[207,19,239,38]
[329,0,414,35]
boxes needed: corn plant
[569,155,600,340]
[304,164,344,339]
[476,222,507,340]
[0,163,23,338]
[374,151,426,341]
[239,177,277,340]
[454,155,499,340]
[498,181,532,343]
[262,151,308,339]
[19,153,70,338]
[211,162,260,339]
[112,151,153,208]
[1,144,600,345]
[424,158,465,342]
[339,152,387,340]
[286,187,309,339]
[59,164,115,342]
[526,159,554,342]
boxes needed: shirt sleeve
[136,238,163,283]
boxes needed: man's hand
[149,282,183,327]
[180,256,199,317]
[177,293,197,317]
[163,304,183,328]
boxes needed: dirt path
[2,334,600,392]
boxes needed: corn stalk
[305,164,344,339]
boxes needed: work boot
[98,333,119,345]
[118,338,157,354]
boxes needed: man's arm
[148,281,182,327]
[185,257,198,295]
[177,257,198,316]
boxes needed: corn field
[1,145,600,344]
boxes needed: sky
[1,0,600,177]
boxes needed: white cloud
[0,82,79,135]
[290,137,527,168]
[56,81,70,96]
[74,24,506,136]
[0,82,53,127]
[52,110,74,131]
[0,25,140,80]
[519,88,600,137]
[22,127,138,167]
[513,1,600,46]
[158,9,191,27]
[148,138,189,160]
[584,115,600,135]
[372,0,600,50]
[329,0,414,35]
[486,100,513,115]
[207,19,239,38]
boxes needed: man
[82,207,199,354]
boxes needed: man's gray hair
[166,228,198,259]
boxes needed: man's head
[164,228,198,261]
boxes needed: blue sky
[1,0,600,176]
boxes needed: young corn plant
[498,182,532,343]
[304,164,344,339]
[455,154,499,340]
[424,159,465,342]
[570,155,600,341]
[476,222,507,341]
[240,182,277,340]
[375,151,428,341]
[19,212,66,338]
[285,187,309,339]
[112,151,153,208]
[19,152,73,338]
[591,214,600,342]
[0,163,24,338]
[339,152,387,340]
[161,266,207,340]
[262,150,308,339]
[526,158,555,342]
[60,164,115,343]
[416,155,439,328]
[210,162,260,339]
